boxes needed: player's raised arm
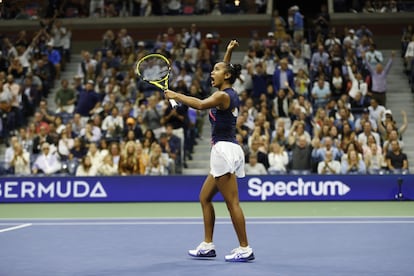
[223,40,239,63]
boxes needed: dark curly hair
[225,63,242,84]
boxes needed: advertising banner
[0,175,413,203]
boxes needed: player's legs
[215,173,248,247]
[199,174,219,243]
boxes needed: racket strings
[138,58,170,81]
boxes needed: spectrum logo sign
[247,177,351,200]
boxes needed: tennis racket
[135,53,178,108]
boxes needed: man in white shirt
[404,35,414,73]
[101,106,124,140]
[357,121,381,147]
[317,150,341,174]
[367,98,386,123]
[343,29,359,49]
[79,119,102,143]
[32,142,62,175]
[365,43,383,68]
[4,136,19,172]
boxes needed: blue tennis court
[1,217,413,276]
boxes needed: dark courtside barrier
[0,174,413,203]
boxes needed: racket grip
[169,99,178,108]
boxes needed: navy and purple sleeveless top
[209,88,239,144]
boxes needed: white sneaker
[188,241,216,258]
[224,246,255,262]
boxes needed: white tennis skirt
[210,141,245,178]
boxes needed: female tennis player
[165,40,254,262]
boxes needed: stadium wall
[0,174,413,203]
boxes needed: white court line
[0,220,414,226]
[0,215,413,221]
[0,223,32,233]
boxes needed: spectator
[341,149,367,174]
[32,124,55,154]
[343,29,359,50]
[267,142,288,174]
[365,142,385,174]
[184,23,201,64]
[79,119,102,143]
[70,137,87,160]
[311,77,331,110]
[97,154,118,176]
[9,142,31,176]
[367,98,386,123]
[288,120,311,144]
[291,48,308,75]
[163,124,182,170]
[247,137,269,169]
[346,60,368,100]
[310,44,330,80]
[383,129,404,154]
[312,136,342,166]
[75,79,101,118]
[271,86,294,121]
[365,50,394,106]
[290,5,304,44]
[3,136,19,173]
[45,40,62,80]
[272,58,295,95]
[86,142,104,166]
[294,68,310,97]
[385,140,409,174]
[18,127,34,154]
[246,152,268,175]
[365,43,383,68]
[271,123,289,147]
[354,108,377,133]
[246,62,268,101]
[313,4,330,38]
[123,116,143,142]
[357,121,381,147]
[143,95,164,134]
[20,75,40,119]
[118,141,145,175]
[404,34,414,73]
[145,154,167,175]
[55,79,76,114]
[78,51,98,84]
[317,149,341,174]
[288,134,313,174]
[101,106,124,141]
[378,110,407,146]
[149,142,170,174]
[57,131,74,161]
[75,156,98,176]
[32,142,62,175]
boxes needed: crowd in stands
[0,3,411,177]
[401,23,414,92]
[335,0,414,13]
[0,0,265,20]
[242,4,410,176]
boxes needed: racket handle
[169,99,178,108]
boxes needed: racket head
[135,54,171,90]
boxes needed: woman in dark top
[165,40,254,262]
